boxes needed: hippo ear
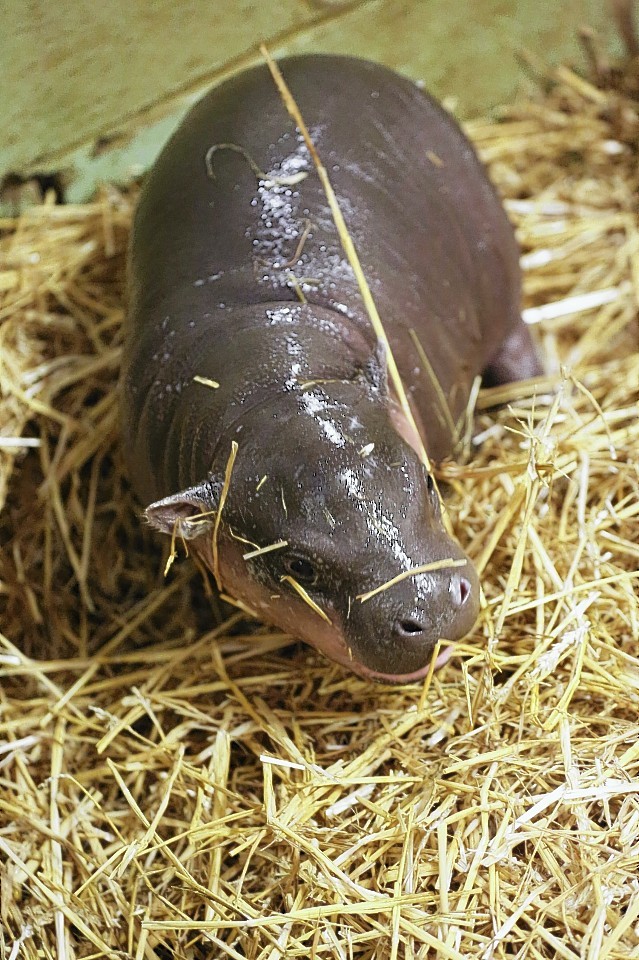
[361,340,389,397]
[145,480,220,540]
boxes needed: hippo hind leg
[482,318,543,387]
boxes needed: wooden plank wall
[0,0,623,204]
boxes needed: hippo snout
[392,569,473,639]
[346,560,480,682]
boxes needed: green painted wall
[1,0,624,204]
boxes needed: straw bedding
[1,53,638,960]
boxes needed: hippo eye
[284,555,317,586]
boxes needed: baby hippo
[120,55,539,682]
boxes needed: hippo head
[146,346,479,683]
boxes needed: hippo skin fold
[121,55,540,683]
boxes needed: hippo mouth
[304,616,457,684]
[349,643,456,684]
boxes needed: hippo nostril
[461,577,471,605]
[450,576,472,608]
[395,618,426,638]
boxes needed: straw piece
[193,375,220,389]
[259,46,434,481]
[357,558,468,603]
[243,540,288,560]
[211,440,238,591]
[280,574,332,623]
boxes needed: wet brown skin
[120,55,540,682]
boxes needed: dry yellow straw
[280,574,332,624]
[193,375,220,389]
[357,557,468,603]
[243,540,288,560]
[211,439,238,591]
[259,45,435,483]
